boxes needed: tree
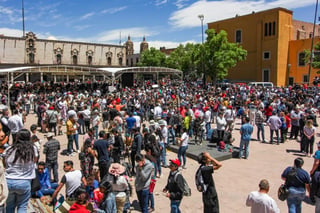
[203,29,247,81]
[137,47,167,67]
[166,43,199,76]
[305,41,320,74]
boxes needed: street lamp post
[198,14,205,86]
[308,0,319,86]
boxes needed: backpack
[195,165,208,193]
[174,172,191,196]
[78,151,86,161]
[286,167,298,186]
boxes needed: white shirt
[246,191,280,213]
[180,132,189,147]
[7,114,23,134]
[133,115,141,128]
[204,110,211,123]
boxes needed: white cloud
[0,28,23,37]
[155,0,168,6]
[101,6,127,14]
[80,12,95,20]
[175,0,190,9]
[169,0,316,29]
[96,27,159,42]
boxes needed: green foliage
[137,47,167,67]
[305,42,320,73]
[136,29,247,81]
[166,43,199,75]
[203,29,247,81]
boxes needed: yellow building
[208,7,320,86]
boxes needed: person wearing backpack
[281,157,311,213]
[196,151,222,213]
[163,159,189,213]
[310,170,320,212]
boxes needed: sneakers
[77,150,81,153]
[182,166,187,169]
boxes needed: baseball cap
[169,159,181,167]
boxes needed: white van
[248,82,274,88]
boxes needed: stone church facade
[0,32,126,67]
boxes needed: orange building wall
[207,8,293,86]
[288,38,320,84]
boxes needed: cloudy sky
[0,0,318,52]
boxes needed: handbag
[278,184,289,201]
[31,169,41,192]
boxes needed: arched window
[57,54,62,64]
[107,57,112,66]
[29,53,34,63]
[88,56,93,65]
[28,39,34,47]
[119,57,123,66]
[73,55,78,65]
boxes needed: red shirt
[69,203,90,213]
[285,115,291,128]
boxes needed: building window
[136,58,139,64]
[303,75,309,83]
[29,53,35,64]
[107,57,112,66]
[264,22,276,37]
[309,32,313,38]
[131,58,134,66]
[262,69,270,82]
[263,51,270,60]
[119,57,123,66]
[56,54,62,64]
[288,77,294,86]
[73,55,77,65]
[264,23,268,36]
[88,56,93,65]
[298,52,306,66]
[235,30,242,43]
[272,22,276,36]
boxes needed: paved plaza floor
[25,113,316,213]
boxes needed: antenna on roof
[119,31,121,45]
[22,0,25,37]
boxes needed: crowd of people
[0,79,320,212]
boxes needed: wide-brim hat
[108,163,125,176]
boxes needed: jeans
[136,189,149,213]
[149,192,154,209]
[256,123,265,141]
[6,178,31,213]
[25,104,30,115]
[98,160,110,181]
[77,119,85,134]
[205,122,211,136]
[48,122,57,136]
[67,135,74,154]
[168,128,176,145]
[73,133,79,150]
[93,126,99,139]
[188,121,194,137]
[170,200,181,213]
[286,187,306,213]
[270,129,279,144]
[35,182,59,198]
[159,142,167,166]
[315,196,320,213]
[178,146,188,167]
[239,140,250,159]
[46,161,59,182]
[290,125,299,139]
[155,157,161,176]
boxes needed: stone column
[26,73,29,82]
[40,72,43,82]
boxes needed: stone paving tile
[24,113,316,213]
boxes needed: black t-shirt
[102,111,109,122]
[201,165,214,187]
[93,139,110,162]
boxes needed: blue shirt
[314,150,320,159]
[126,117,136,130]
[281,166,310,188]
[240,123,253,141]
[38,168,51,189]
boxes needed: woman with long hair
[80,138,95,178]
[4,128,38,213]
